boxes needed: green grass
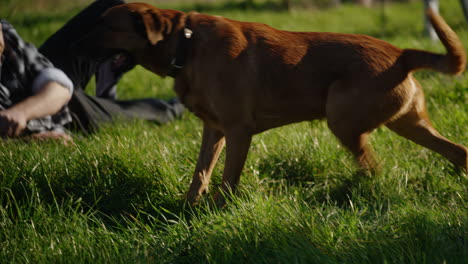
[1,0,467,263]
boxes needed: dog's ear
[137,9,172,45]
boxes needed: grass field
[1,0,467,263]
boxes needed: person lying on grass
[38,0,184,134]
[0,21,74,144]
[0,0,184,144]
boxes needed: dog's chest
[174,80,223,129]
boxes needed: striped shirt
[0,20,73,134]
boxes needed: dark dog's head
[73,3,178,65]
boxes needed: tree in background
[356,0,373,7]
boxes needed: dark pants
[39,0,183,133]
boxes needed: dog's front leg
[186,123,225,205]
[213,127,253,207]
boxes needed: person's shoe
[167,98,185,118]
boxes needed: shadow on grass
[338,211,468,263]
[0,150,188,229]
[256,153,385,206]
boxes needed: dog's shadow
[256,153,379,206]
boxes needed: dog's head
[73,3,176,62]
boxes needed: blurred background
[0,0,443,12]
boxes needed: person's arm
[95,53,135,99]
[0,81,72,137]
[0,20,74,140]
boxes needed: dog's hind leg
[187,123,225,204]
[327,124,377,171]
[326,81,381,171]
[386,105,468,171]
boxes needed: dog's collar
[167,17,193,78]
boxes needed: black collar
[167,17,193,78]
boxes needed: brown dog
[77,3,467,205]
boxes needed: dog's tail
[402,8,466,75]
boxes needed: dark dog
[77,3,467,205]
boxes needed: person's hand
[30,131,74,146]
[0,109,27,137]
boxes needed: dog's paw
[212,192,227,208]
[186,190,203,207]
